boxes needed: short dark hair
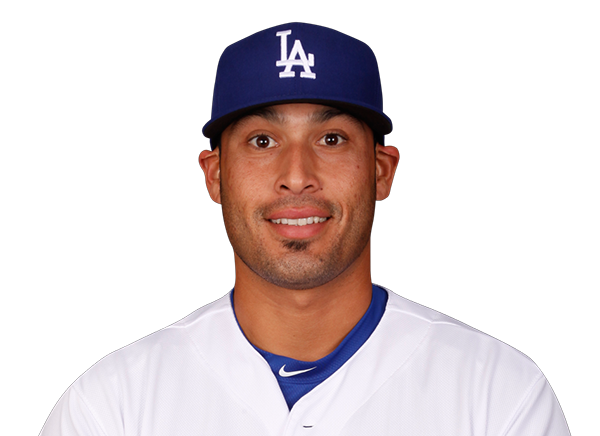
[213,136,221,151]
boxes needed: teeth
[270,217,328,226]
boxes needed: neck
[232,243,373,362]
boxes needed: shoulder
[65,293,233,402]
[380,286,544,382]
[342,287,569,435]
[40,292,271,435]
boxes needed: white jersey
[40,289,570,436]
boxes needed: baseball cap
[202,22,392,149]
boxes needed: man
[41,22,570,435]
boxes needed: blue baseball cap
[203,22,392,149]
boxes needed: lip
[266,207,330,221]
[268,218,328,239]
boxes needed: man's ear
[375,144,400,201]
[199,149,222,204]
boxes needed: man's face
[214,103,379,290]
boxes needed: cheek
[222,159,270,209]
[353,161,373,183]
[325,162,374,216]
[350,151,376,202]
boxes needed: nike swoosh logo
[278,364,317,377]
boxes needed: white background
[0,0,600,436]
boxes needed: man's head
[200,23,399,290]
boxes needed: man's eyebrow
[308,108,366,131]
[228,106,366,135]
[229,107,285,133]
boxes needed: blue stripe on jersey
[230,284,388,410]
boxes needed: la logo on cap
[275,30,316,79]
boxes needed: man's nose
[275,143,321,195]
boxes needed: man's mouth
[269,216,329,226]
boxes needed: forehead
[226,103,369,136]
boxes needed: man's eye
[319,133,346,146]
[249,134,276,149]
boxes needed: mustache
[255,196,340,219]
